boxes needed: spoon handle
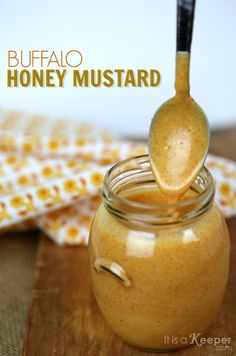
[177,0,196,52]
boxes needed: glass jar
[89,155,230,352]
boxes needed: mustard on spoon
[149,0,209,200]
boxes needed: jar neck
[103,155,215,227]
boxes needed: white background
[0,0,236,137]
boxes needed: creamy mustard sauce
[149,52,209,199]
[90,189,229,350]
[89,52,229,352]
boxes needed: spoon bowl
[149,94,209,198]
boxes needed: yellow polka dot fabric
[0,110,235,245]
[206,155,236,218]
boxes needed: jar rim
[103,154,215,226]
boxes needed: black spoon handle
[177,0,196,52]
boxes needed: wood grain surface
[23,128,236,356]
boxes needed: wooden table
[23,128,236,356]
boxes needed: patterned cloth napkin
[0,110,235,245]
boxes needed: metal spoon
[149,0,209,199]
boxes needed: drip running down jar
[89,155,229,351]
